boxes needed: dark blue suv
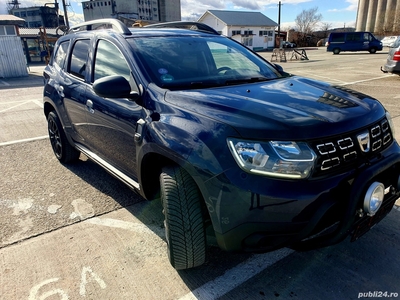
[43,19,400,270]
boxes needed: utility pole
[278,1,282,48]
[61,0,69,28]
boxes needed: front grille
[310,117,393,178]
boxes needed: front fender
[136,112,238,200]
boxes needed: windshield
[127,35,282,89]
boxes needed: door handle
[86,100,94,114]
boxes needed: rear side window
[53,40,69,69]
[346,33,361,42]
[69,39,90,79]
[330,33,345,43]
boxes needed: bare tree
[294,7,322,46]
[320,22,332,38]
[295,7,323,35]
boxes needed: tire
[160,166,206,270]
[369,48,377,54]
[47,111,80,163]
[333,48,340,55]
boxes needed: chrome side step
[75,143,140,191]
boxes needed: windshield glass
[127,35,282,89]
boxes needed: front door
[84,39,142,180]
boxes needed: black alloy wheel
[47,111,80,163]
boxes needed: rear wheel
[47,111,80,163]
[160,166,206,270]
[333,48,340,54]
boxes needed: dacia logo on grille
[357,132,370,152]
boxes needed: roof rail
[67,18,131,35]
[144,21,219,35]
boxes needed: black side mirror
[93,75,139,99]
[274,64,284,73]
[273,63,290,77]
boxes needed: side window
[69,39,90,79]
[331,33,345,43]
[53,41,70,69]
[364,33,372,41]
[93,40,131,82]
[346,33,361,42]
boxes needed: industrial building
[356,0,400,35]
[81,0,181,22]
[8,0,64,28]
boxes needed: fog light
[363,182,385,216]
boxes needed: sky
[0,0,359,30]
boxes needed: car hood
[164,76,385,140]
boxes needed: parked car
[282,41,296,48]
[381,36,397,47]
[43,19,400,270]
[382,36,400,75]
[327,31,383,54]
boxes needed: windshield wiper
[189,81,222,88]
[224,77,273,86]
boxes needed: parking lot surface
[1,49,400,299]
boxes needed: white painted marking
[0,80,10,86]
[87,217,161,236]
[0,99,43,105]
[29,278,68,300]
[341,75,392,86]
[0,136,48,146]
[80,266,107,296]
[179,248,294,300]
[0,100,32,113]
[33,99,44,108]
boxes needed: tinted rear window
[330,33,345,43]
[68,39,90,79]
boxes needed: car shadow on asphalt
[62,153,255,275]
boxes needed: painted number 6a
[29,267,106,299]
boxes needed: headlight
[227,138,316,179]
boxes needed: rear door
[84,38,142,180]
[62,39,91,144]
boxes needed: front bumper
[205,141,400,252]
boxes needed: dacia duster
[43,19,400,270]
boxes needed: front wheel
[369,48,377,54]
[160,166,206,270]
[47,111,80,163]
